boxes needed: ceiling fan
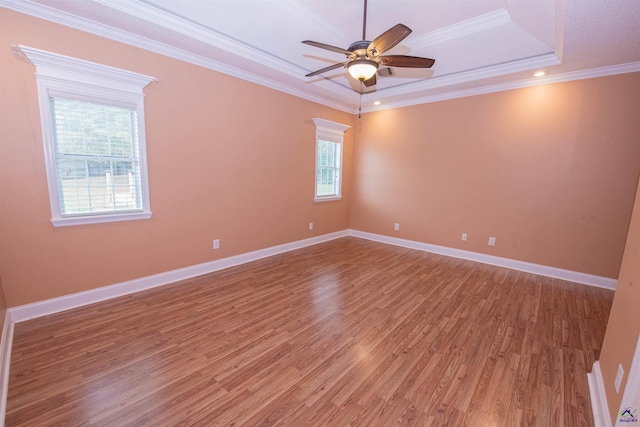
[302,0,435,90]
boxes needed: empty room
[1,0,640,426]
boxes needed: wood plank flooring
[6,237,614,426]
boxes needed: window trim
[14,45,156,227]
[312,118,350,202]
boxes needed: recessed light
[534,71,545,77]
[373,101,381,105]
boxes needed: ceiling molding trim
[137,44,352,112]
[362,61,640,113]
[0,0,304,79]
[406,9,512,50]
[0,0,354,112]
[554,0,566,62]
[92,0,305,78]
[0,0,110,32]
[5,0,637,116]
[373,52,560,99]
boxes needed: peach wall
[0,8,354,307]
[599,174,640,424]
[2,6,640,311]
[352,75,640,278]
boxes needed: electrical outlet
[394,223,400,231]
[488,237,496,246]
[309,222,313,230]
[615,364,625,393]
[462,233,468,241]
[213,239,220,250]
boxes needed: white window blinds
[316,140,342,198]
[50,97,144,216]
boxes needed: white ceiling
[4,0,640,113]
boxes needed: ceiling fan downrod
[362,0,368,41]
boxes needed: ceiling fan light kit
[348,59,378,81]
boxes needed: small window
[14,45,156,226]
[312,118,350,202]
[316,139,342,198]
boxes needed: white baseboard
[588,361,613,427]
[8,230,349,323]
[347,230,617,290]
[0,311,14,427]
[8,229,615,324]
[615,333,640,427]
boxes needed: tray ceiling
[3,0,640,113]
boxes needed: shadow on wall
[0,276,5,333]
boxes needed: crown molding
[553,0,566,62]
[92,0,305,78]
[406,9,512,50]
[367,52,560,100]
[0,0,355,112]
[3,0,639,116]
[362,61,640,113]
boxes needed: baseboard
[615,333,640,427]
[8,229,615,323]
[347,230,617,290]
[0,311,14,427]
[588,361,613,427]
[8,230,349,323]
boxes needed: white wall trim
[407,9,512,49]
[347,230,617,289]
[361,61,640,113]
[3,0,639,115]
[615,334,640,427]
[8,230,349,323]
[0,0,355,113]
[589,361,613,427]
[8,229,616,323]
[365,52,561,101]
[0,311,14,427]
[13,44,156,228]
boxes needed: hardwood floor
[6,237,614,426]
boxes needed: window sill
[51,211,152,227]
[314,196,342,203]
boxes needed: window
[312,118,350,202]
[14,45,156,226]
[316,140,342,198]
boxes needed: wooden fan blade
[379,55,435,68]
[302,40,352,56]
[367,24,412,56]
[305,62,347,77]
[363,73,377,87]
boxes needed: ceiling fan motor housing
[348,40,373,56]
